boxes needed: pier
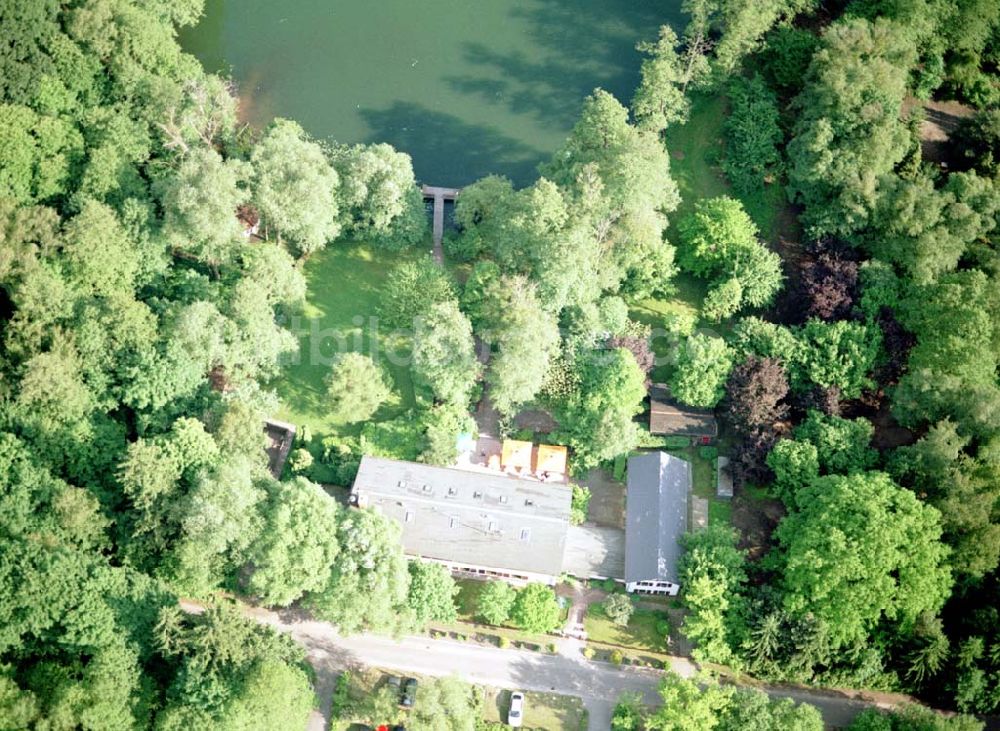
[421,184,460,264]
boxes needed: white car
[507,692,525,728]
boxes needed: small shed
[501,439,533,472]
[716,456,733,499]
[534,444,568,476]
[649,383,718,444]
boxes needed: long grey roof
[625,451,690,584]
[351,456,572,577]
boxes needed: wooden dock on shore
[421,184,460,264]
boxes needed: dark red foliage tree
[724,356,792,485]
[606,335,655,386]
[800,250,858,321]
[723,356,790,436]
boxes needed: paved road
[201,602,889,730]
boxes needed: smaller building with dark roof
[649,383,718,444]
[624,451,691,596]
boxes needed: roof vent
[499,495,509,505]
[473,491,483,499]
[487,520,498,532]
[449,516,459,529]
[422,484,432,493]
[447,486,457,497]
[524,499,534,507]
[519,528,531,541]
[397,480,407,488]
[404,511,414,523]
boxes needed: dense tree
[794,410,877,475]
[412,299,480,407]
[645,672,731,730]
[632,25,691,131]
[950,107,1000,176]
[723,75,783,194]
[248,478,341,607]
[786,19,914,235]
[794,319,879,399]
[478,275,559,416]
[511,583,562,634]
[723,356,790,436]
[406,560,458,626]
[670,334,734,408]
[891,420,1000,577]
[324,352,391,424]
[377,257,456,329]
[477,580,517,626]
[555,347,646,469]
[541,89,680,295]
[776,472,952,651]
[767,439,819,504]
[679,526,747,665]
[862,171,1000,284]
[157,146,249,270]
[251,118,340,256]
[329,142,426,247]
[708,0,820,77]
[677,196,783,317]
[893,270,1000,438]
[306,508,411,633]
[799,246,858,321]
[408,676,481,731]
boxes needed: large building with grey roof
[624,451,691,596]
[350,456,573,585]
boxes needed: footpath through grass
[272,241,422,453]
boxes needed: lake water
[181,0,683,186]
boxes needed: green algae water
[181,0,683,186]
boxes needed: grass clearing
[667,92,794,244]
[270,241,428,479]
[583,602,667,652]
[483,688,587,731]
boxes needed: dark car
[400,677,418,708]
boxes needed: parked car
[507,692,525,727]
[400,678,418,708]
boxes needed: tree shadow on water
[360,101,546,186]
[444,0,678,131]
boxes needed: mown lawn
[666,92,793,245]
[483,688,587,731]
[583,602,667,652]
[271,242,424,469]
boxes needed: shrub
[570,484,591,525]
[547,642,558,654]
[331,672,352,719]
[582,646,596,659]
[604,593,635,627]
[663,435,691,448]
[325,352,391,423]
[698,445,718,461]
[288,447,313,474]
[511,583,562,634]
[613,454,627,481]
[610,649,624,665]
[498,636,511,649]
